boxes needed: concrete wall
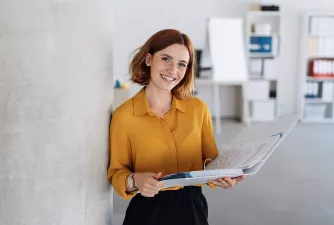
[0,0,114,224]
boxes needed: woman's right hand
[133,172,164,197]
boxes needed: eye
[162,57,170,62]
[179,63,187,68]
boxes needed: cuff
[112,170,138,200]
[207,181,217,188]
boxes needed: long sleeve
[201,104,219,165]
[201,104,219,188]
[107,111,137,200]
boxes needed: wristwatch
[127,173,137,189]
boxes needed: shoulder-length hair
[129,29,196,100]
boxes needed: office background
[113,0,334,118]
[1,0,333,225]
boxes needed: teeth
[161,75,175,81]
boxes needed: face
[145,44,190,92]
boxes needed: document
[159,113,302,189]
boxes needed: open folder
[159,113,302,189]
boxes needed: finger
[153,172,163,179]
[141,182,161,194]
[234,175,246,184]
[208,180,222,186]
[219,177,231,185]
[142,185,160,193]
[148,177,163,187]
[209,180,230,189]
[215,180,230,189]
[223,177,235,186]
[148,172,164,187]
[142,182,162,194]
[221,178,234,187]
[143,182,161,192]
[149,172,162,179]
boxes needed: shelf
[250,34,279,37]
[247,98,276,102]
[309,34,334,37]
[248,11,281,17]
[305,98,333,103]
[306,12,334,17]
[250,77,278,81]
[246,8,281,124]
[300,118,334,123]
[298,14,334,120]
[307,77,334,82]
[308,55,334,59]
[249,53,277,58]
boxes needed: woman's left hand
[208,175,246,189]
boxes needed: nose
[167,63,177,75]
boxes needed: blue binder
[249,36,273,53]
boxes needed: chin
[159,80,180,91]
[158,85,174,92]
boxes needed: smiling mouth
[161,74,176,82]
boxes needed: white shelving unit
[297,13,334,123]
[244,9,282,123]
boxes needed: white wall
[0,0,113,224]
[113,0,248,117]
[114,0,334,118]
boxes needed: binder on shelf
[159,114,302,189]
[305,82,319,99]
[309,59,334,77]
[263,59,278,80]
[322,82,334,101]
[249,36,279,56]
[310,16,334,36]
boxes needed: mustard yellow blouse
[108,88,218,200]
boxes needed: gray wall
[113,0,334,117]
[0,0,114,224]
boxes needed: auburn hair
[129,29,196,100]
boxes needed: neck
[145,83,172,110]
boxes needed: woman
[108,29,245,225]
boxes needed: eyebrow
[160,54,189,64]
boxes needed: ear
[145,53,152,66]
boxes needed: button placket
[163,124,178,173]
[163,111,178,172]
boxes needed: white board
[208,18,248,83]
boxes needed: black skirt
[123,186,209,225]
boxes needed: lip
[160,74,176,81]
